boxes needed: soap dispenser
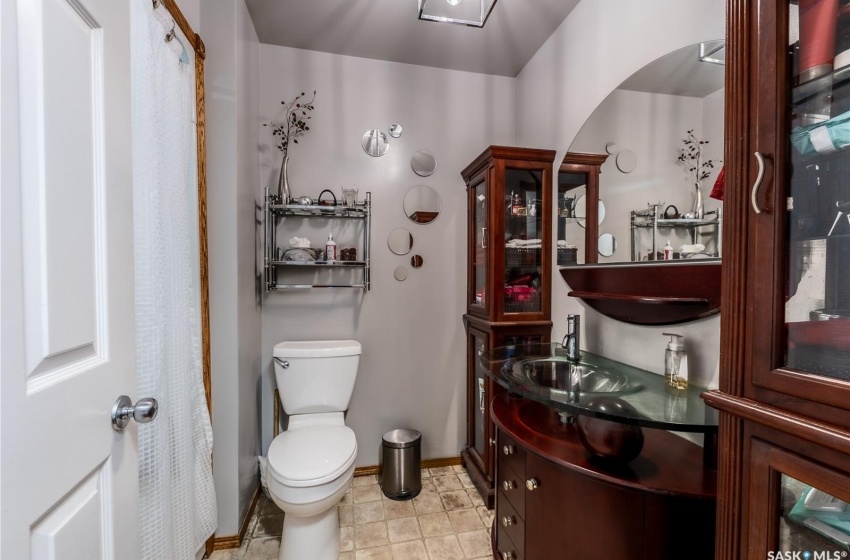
[663,240,674,260]
[325,232,337,261]
[662,333,688,390]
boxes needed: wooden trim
[560,152,609,167]
[558,152,608,264]
[161,0,205,59]
[461,146,557,182]
[212,485,262,551]
[353,456,462,478]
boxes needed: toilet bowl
[267,340,361,560]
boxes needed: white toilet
[267,340,361,560]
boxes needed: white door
[1,0,139,558]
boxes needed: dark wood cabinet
[491,395,716,560]
[704,1,850,556]
[460,146,556,508]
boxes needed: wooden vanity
[489,395,717,560]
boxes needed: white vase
[692,183,705,219]
[277,154,291,204]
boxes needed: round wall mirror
[362,129,389,157]
[411,255,424,268]
[387,228,413,255]
[411,150,437,177]
[403,185,442,224]
[394,266,409,281]
[389,123,403,138]
[598,233,617,257]
[574,195,606,228]
[616,150,637,173]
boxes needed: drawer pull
[500,551,515,560]
[503,480,516,491]
[526,478,539,491]
[503,444,515,456]
[501,515,515,527]
[751,151,765,214]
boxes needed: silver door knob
[503,444,515,456]
[111,395,159,432]
[503,480,516,491]
[500,552,514,560]
[501,515,515,527]
[526,478,539,491]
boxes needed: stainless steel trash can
[380,429,421,500]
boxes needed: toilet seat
[268,425,357,488]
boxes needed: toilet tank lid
[273,340,362,358]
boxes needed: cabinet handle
[481,227,487,249]
[503,445,515,456]
[751,152,765,215]
[500,552,515,560]
[503,480,516,491]
[526,478,539,491]
[501,515,515,527]
[490,438,496,446]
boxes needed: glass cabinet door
[503,168,544,313]
[776,475,850,555]
[470,331,489,465]
[753,1,850,408]
[557,170,588,265]
[471,175,488,313]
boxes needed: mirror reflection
[560,42,725,264]
[411,150,437,177]
[387,228,413,255]
[598,233,616,257]
[404,185,442,224]
[411,255,424,269]
[362,129,389,157]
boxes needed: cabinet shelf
[264,191,371,291]
[631,206,722,262]
[792,64,850,105]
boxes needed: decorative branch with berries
[676,129,720,186]
[264,90,316,158]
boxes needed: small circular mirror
[411,150,437,177]
[598,233,617,257]
[411,255,424,268]
[574,195,606,228]
[615,149,637,173]
[387,228,413,255]
[403,185,442,224]
[389,123,403,138]
[394,266,409,281]
[362,129,389,157]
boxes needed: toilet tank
[273,340,361,415]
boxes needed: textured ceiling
[244,0,581,77]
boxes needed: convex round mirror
[616,150,637,173]
[403,185,442,224]
[394,266,409,281]
[389,123,403,138]
[387,228,413,255]
[411,150,437,177]
[574,195,606,228]
[362,129,389,157]
[598,233,617,257]
[411,255,424,268]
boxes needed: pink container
[799,0,839,83]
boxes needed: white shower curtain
[131,1,217,558]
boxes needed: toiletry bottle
[663,333,688,390]
[325,233,337,261]
[663,240,674,260]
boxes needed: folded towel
[680,243,706,254]
[288,236,312,248]
[506,238,542,247]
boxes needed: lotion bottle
[663,240,674,260]
[663,333,688,390]
[325,233,337,261]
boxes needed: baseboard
[212,484,262,551]
[353,456,461,478]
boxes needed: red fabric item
[709,166,725,201]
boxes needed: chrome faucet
[562,315,581,361]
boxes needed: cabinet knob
[526,478,539,491]
[503,444,515,456]
[503,480,516,491]
[501,515,515,528]
[500,551,515,560]
[490,438,496,446]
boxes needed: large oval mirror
[559,42,725,265]
[387,228,413,255]
[403,185,442,224]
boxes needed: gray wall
[516,0,726,390]
[258,45,516,466]
[201,0,262,536]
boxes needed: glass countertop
[481,343,718,433]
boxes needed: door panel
[2,0,137,557]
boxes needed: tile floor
[209,465,495,560]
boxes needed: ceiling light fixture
[418,0,498,28]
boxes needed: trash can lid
[382,429,421,449]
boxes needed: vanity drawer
[498,431,525,482]
[496,489,525,555]
[496,522,524,560]
[498,463,525,519]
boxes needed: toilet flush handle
[275,358,290,369]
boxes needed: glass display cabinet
[704,2,850,557]
[460,146,556,507]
